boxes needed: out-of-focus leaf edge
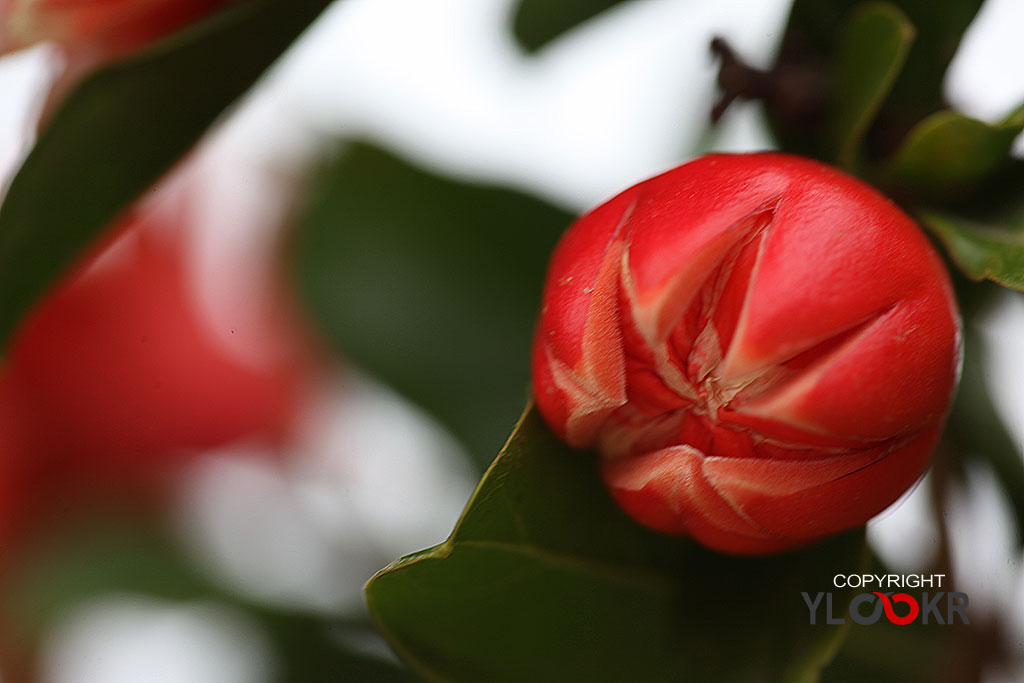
[879,102,1024,196]
[511,0,631,52]
[364,406,533,682]
[0,0,334,349]
[366,405,867,683]
[832,1,915,169]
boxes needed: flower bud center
[599,197,888,462]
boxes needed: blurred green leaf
[776,0,982,160]
[512,0,632,52]
[873,0,983,142]
[882,104,1024,197]
[0,0,333,349]
[270,620,421,683]
[937,159,1024,226]
[3,525,216,639]
[293,144,570,466]
[821,618,961,683]
[366,406,867,683]
[920,211,1024,291]
[831,2,914,168]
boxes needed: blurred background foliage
[294,144,566,465]
[0,0,1022,681]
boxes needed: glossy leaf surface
[367,406,867,683]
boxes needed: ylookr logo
[803,574,970,626]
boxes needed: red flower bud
[2,0,237,128]
[532,153,961,554]
[3,195,313,490]
[1,0,235,58]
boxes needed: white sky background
[274,0,789,209]
[3,0,1024,680]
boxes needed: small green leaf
[0,0,333,349]
[881,104,1024,197]
[511,0,632,52]
[366,406,867,683]
[877,0,983,136]
[920,211,1024,291]
[831,2,914,168]
[293,144,570,466]
[773,0,982,160]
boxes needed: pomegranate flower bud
[532,153,961,555]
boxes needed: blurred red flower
[1,0,236,58]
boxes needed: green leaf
[293,144,570,466]
[775,0,983,161]
[881,104,1024,197]
[3,525,218,639]
[875,0,983,137]
[511,0,632,52]
[920,211,1024,291]
[0,0,333,349]
[366,406,868,683]
[830,2,914,168]
[820,617,959,683]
